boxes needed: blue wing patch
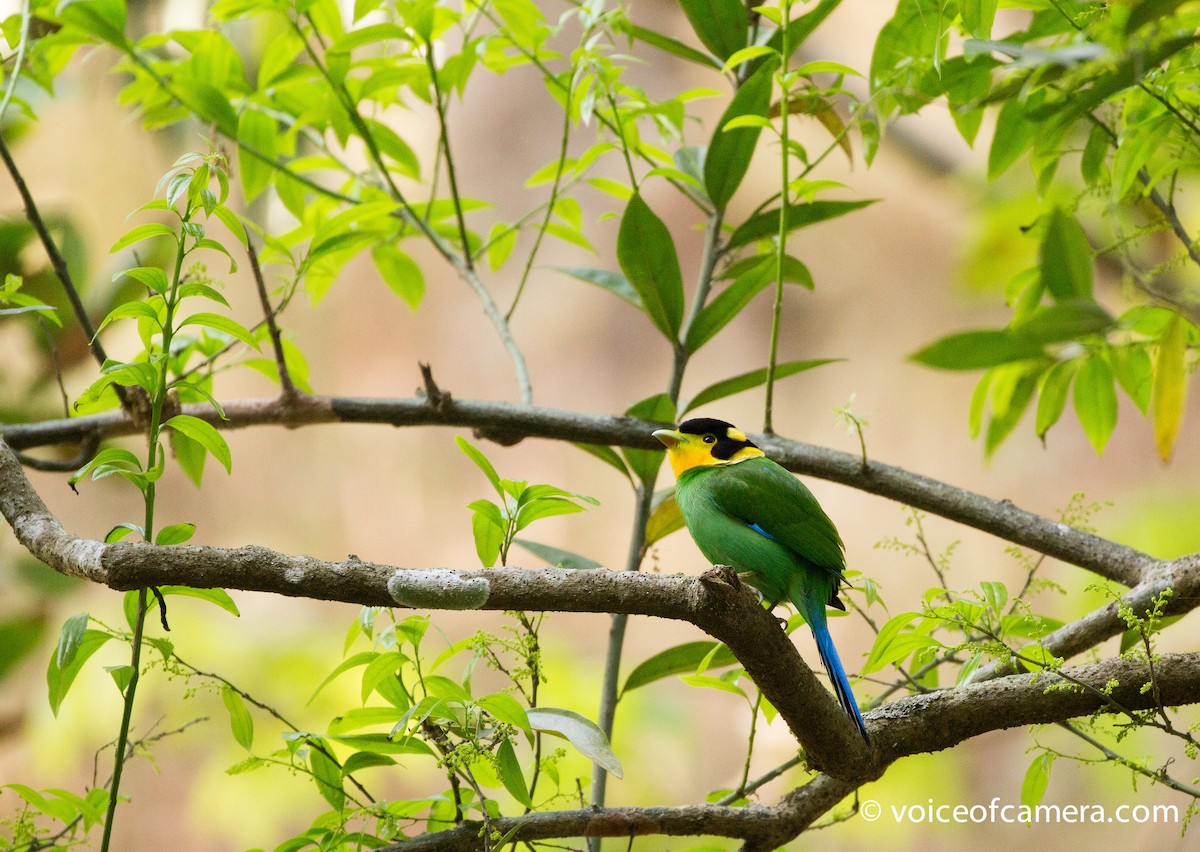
[746,522,777,542]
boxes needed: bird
[653,417,870,742]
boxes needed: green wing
[699,456,845,575]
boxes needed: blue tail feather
[811,621,870,743]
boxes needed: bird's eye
[702,434,716,444]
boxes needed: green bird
[653,417,869,742]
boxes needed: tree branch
[5,435,1200,848]
[0,394,1160,584]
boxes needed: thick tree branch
[4,436,1200,849]
[0,435,873,779]
[0,394,1159,584]
[387,651,1200,850]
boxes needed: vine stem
[588,207,726,849]
[98,589,147,851]
[101,211,188,850]
[588,481,654,841]
[763,0,792,434]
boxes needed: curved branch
[385,651,1200,849]
[0,436,873,779]
[0,393,1159,583]
[4,436,1200,849]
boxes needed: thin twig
[0,135,114,375]
[246,241,296,398]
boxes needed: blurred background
[2,0,1199,849]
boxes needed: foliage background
[1,0,1199,849]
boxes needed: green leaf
[1039,208,1093,300]
[616,21,723,70]
[164,414,232,474]
[1152,314,1190,462]
[0,783,80,824]
[178,282,231,307]
[54,613,90,670]
[170,429,207,487]
[961,0,999,38]
[70,447,143,486]
[554,267,642,310]
[861,611,923,675]
[704,59,775,211]
[341,751,396,776]
[47,629,112,716]
[686,254,802,352]
[455,435,502,494]
[985,363,1039,456]
[0,303,59,321]
[222,686,254,751]
[910,329,1045,370]
[572,443,631,482]
[110,223,176,254]
[155,586,240,617]
[478,693,534,744]
[105,522,144,543]
[58,0,127,46]
[237,109,276,202]
[620,393,676,484]
[1073,354,1117,454]
[727,199,876,248]
[307,651,377,705]
[469,500,505,568]
[980,580,1007,614]
[372,244,425,310]
[720,45,776,71]
[104,662,131,696]
[326,733,433,756]
[1035,360,1077,440]
[1080,121,1109,185]
[683,359,839,413]
[119,266,169,294]
[514,539,601,570]
[154,522,196,545]
[485,223,518,271]
[527,707,622,778]
[988,97,1037,180]
[95,300,163,336]
[513,497,586,530]
[175,81,238,137]
[178,312,260,348]
[495,739,533,807]
[621,641,738,694]
[679,672,747,699]
[644,491,686,546]
[1112,344,1152,415]
[679,0,748,61]
[1020,752,1055,816]
[309,743,345,811]
[1011,300,1112,343]
[616,193,685,339]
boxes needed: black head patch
[677,418,759,461]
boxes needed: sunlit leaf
[165,414,232,474]
[621,641,738,694]
[222,687,254,751]
[1152,314,1190,462]
[1073,354,1117,454]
